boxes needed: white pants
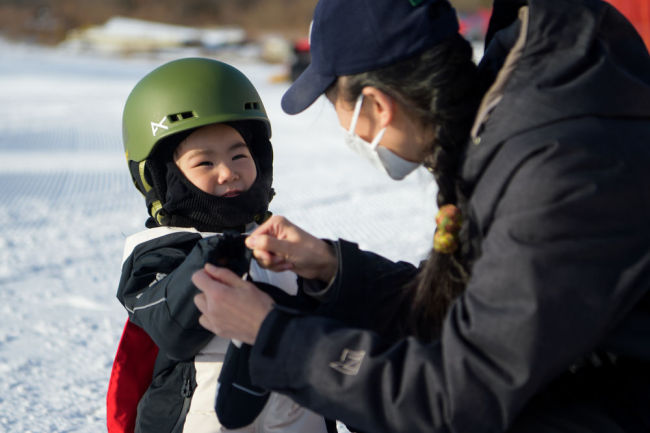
[182,341,327,433]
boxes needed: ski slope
[0,38,438,432]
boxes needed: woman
[193,0,650,431]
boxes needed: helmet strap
[138,160,153,192]
[128,159,166,225]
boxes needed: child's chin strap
[135,160,166,225]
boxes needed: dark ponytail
[335,34,481,340]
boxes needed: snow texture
[0,37,438,432]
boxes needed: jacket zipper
[171,376,193,433]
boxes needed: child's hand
[192,263,274,345]
[245,215,337,282]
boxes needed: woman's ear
[362,87,395,129]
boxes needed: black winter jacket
[247,1,650,432]
[117,228,248,432]
[116,227,324,432]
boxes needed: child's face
[174,124,257,197]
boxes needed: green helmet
[123,57,271,198]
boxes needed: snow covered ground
[0,38,438,432]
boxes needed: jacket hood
[465,0,650,178]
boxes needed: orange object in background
[605,0,650,51]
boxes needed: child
[106,58,333,433]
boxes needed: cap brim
[281,63,336,115]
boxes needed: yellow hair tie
[433,204,462,254]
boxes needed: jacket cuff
[301,239,361,304]
[301,239,343,302]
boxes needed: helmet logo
[151,116,169,136]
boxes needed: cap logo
[409,0,425,5]
[151,116,169,136]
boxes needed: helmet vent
[244,102,260,111]
[169,111,196,122]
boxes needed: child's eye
[196,161,213,167]
[232,154,248,161]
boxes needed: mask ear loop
[348,94,364,133]
[370,127,386,150]
[348,93,386,150]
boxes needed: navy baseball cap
[281,0,460,114]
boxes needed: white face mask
[343,94,420,180]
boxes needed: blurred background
[0,0,491,44]
[0,0,493,79]
[0,0,646,76]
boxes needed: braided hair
[334,34,481,340]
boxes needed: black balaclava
[144,120,274,232]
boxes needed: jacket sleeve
[249,136,650,433]
[308,239,419,341]
[117,232,226,360]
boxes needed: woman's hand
[192,263,274,345]
[245,215,337,282]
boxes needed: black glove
[210,231,321,428]
[207,231,268,428]
[207,230,252,277]
[215,341,270,429]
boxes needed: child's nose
[217,164,237,183]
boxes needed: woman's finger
[192,269,211,293]
[192,267,275,344]
[246,233,295,259]
[251,247,292,267]
[192,268,219,293]
[198,263,249,288]
[250,247,274,266]
[194,293,207,313]
[247,214,290,238]
[198,314,220,336]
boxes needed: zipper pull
[181,377,192,397]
